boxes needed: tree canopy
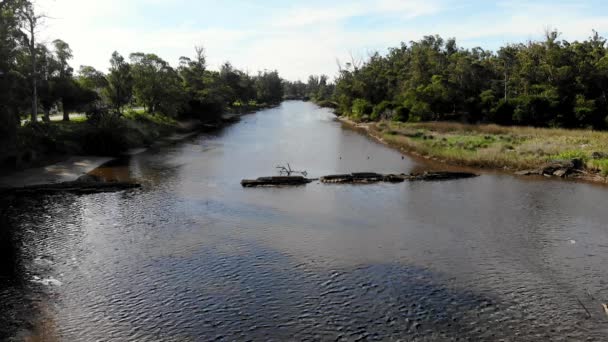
[332,31,608,129]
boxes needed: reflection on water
[2,101,608,340]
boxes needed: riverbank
[0,103,277,188]
[338,117,608,184]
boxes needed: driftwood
[276,163,308,177]
[241,171,477,186]
[241,176,313,187]
[321,171,477,184]
[405,171,478,181]
[0,175,141,195]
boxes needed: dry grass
[369,121,608,173]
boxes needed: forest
[328,31,608,129]
[5,0,608,167]
[0,0,284,161]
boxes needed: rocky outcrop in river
[241,172,478,187]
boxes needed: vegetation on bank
[331,31,608,130]
[362,120,608,177]
[1,0,285,166]
[14,110,178,163]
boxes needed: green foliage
[333,31,608,129]
[371,100,394,120]
[105,52,133,113]
[351,98,373,118]
[254,70,283,104]
[130,52,186,117]
[588,159,608,176]
[549,150,588,162]
[82,112,129,156]
[393,106,410,122]
[17,122,62,152]
[123,109,178,127]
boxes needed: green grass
[368,121,608,174]
[123,109,178,127]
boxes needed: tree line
[330,31,608,129]
[0,0,284,158]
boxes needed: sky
[36,0,608,81]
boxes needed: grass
[367,121,608,175]
[123,109,178,127]
[14,109,181,162]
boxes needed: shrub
[82,112,129,156]
[18,122,61,152]
[371,100,395,121]
[351,98,373,118]
[549,150,588,162]
[489,100,515,125]
[393,106,410,122]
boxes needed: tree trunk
[29,18,37,123]
[43,108,50,122]
[62,99,69,121]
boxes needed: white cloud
[33,0,608,81]
[274,0,442,28]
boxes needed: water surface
[2,101,608,341]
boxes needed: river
[2,101,608,341]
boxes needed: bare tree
[19,2,45,123]
[276,163,308,177]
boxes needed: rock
[571,158,584,170]
[2,181,141,195]
[542,160,573,175]
[515,170,540,176]
[247,171,478,187]
[76,174,104,183]
[383,174,405,183]
[553,169,568,178]
[406,171,478,181]
[319,174,354,183]
[592,152,608,160]
[351,172,384,182]
[241,176,312,187]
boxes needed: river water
[2,101,608,341]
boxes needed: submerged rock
[320,171,477,184]
[516,158,585,179]
[404,172,478,181]
[241,176,313,187]
[0,177,141,195]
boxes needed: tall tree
[18,1,43,123]
[51,39,74,121]
[104,51,133,113]
[0,0,28,155]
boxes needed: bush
[351,98,373,118]
[490,100,515,125]
[317,100,338,109]
[371,101,395,121]
[82,112,129,156]
[393,106,410,122]
[18,122,61,152]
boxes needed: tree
[104,51,133,113]
[18,1,44,123]
[38,44,59,122]
[78,65,108,92]
[51,39,74,121]
[0,0,29,156]
[130,52,185,116]
[331,31,608,128]
[255,70,283,104]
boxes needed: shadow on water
[0,196,39,340]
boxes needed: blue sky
[38,0,608,80]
